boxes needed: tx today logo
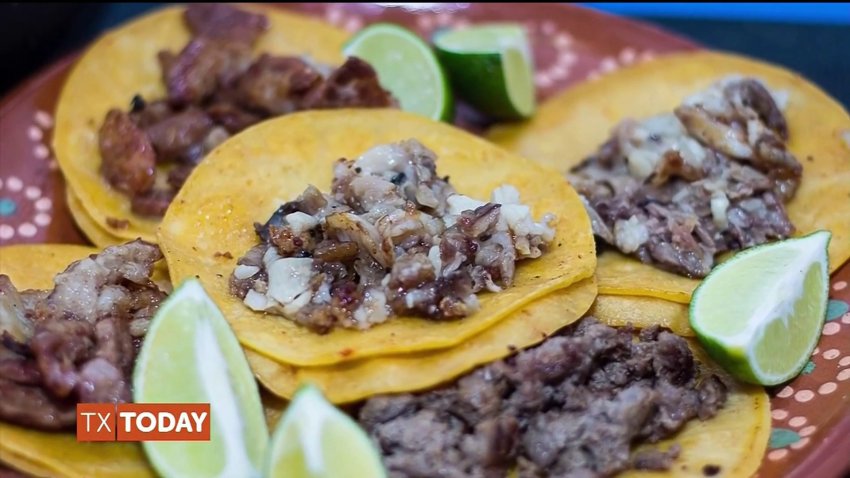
[77,403,211,442]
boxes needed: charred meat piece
[0,241,167,430]
[304,57,396,109]
[99,109,156,195]
[360,318,728,478]
[235,55,323,115]
[144,107,214,164]
[161,38,254,106]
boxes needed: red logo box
[116,403,211,442]
[77,403,116,441]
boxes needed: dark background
[0,3,848,108]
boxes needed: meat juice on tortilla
[231,139,556,332]
[0,241,166,430]
[570,76,801,278]
[98,3,395,217]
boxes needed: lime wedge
[433,24,535,120]
[266,385,386,478]
[690,231,831,386]
[133,279,268,478]
[344,23,453,121]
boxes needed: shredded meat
[0,241,167,430]
[231,140,555,332]
[571,76,800,278]
[359,318,728,478]
[99,3,395,217]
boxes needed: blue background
[583,3,850,24]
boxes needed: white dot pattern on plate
[777,386,794,398]
[24,186,41,199]
[788,416,807,427]
[840,356,850,367]
[818,382,837,395]
[17,223,36,238]
[834,280,847,291]
[838,368,850,381]
[823,349,840,360]
[34,110,53,129]
[790,438,811,450]
[6,176,22,192]
[768,449,788,461]
[794,390,815,402]
[35,198,52,211]
[33,145,50,160]
[772,409,788,420]
[799,425,817,437]
[0,225,13,240]
[34,213,51,227]
[822,322,840,336]
[27,126,42,141]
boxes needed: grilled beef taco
[490,51,850,330]
[157,109,596,367]
[0,245,287,478]
[354,317,769,477]
[55,3,395,244]
[0,244,165,478]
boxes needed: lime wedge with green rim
[690,231,831,386]
[266,384,386,478]
[133,279,268,478]
[433,24,535,120]
[344,23,453,121]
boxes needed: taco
[158,109,596,366]
[0,244,283,478]
[54,3,395,244]
[489,51,850,328]
[0,244,165,478]
[353,317,769,477]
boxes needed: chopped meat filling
[570,76,801,278]
[360,318,728,478]
[99,3,395,218]
[230,140,556,333]
[0,241,166,430]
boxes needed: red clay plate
[0,3,847,477]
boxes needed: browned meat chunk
[184,3,268,44]
[161,38,254,106]
[0,241,166,430]
[99,109,156,195]
[304,57,396,109]
[144,107,214,163]
[360,318,728,478]
[235,55,323,115]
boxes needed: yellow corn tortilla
[490,50,850,305]
[591,294,693,337]
[67,186,124,248]
[621,343,770,478]
[0,244,282,478]
[247,277,596,403]
[53,4,350,243]
[158,109,596,366]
